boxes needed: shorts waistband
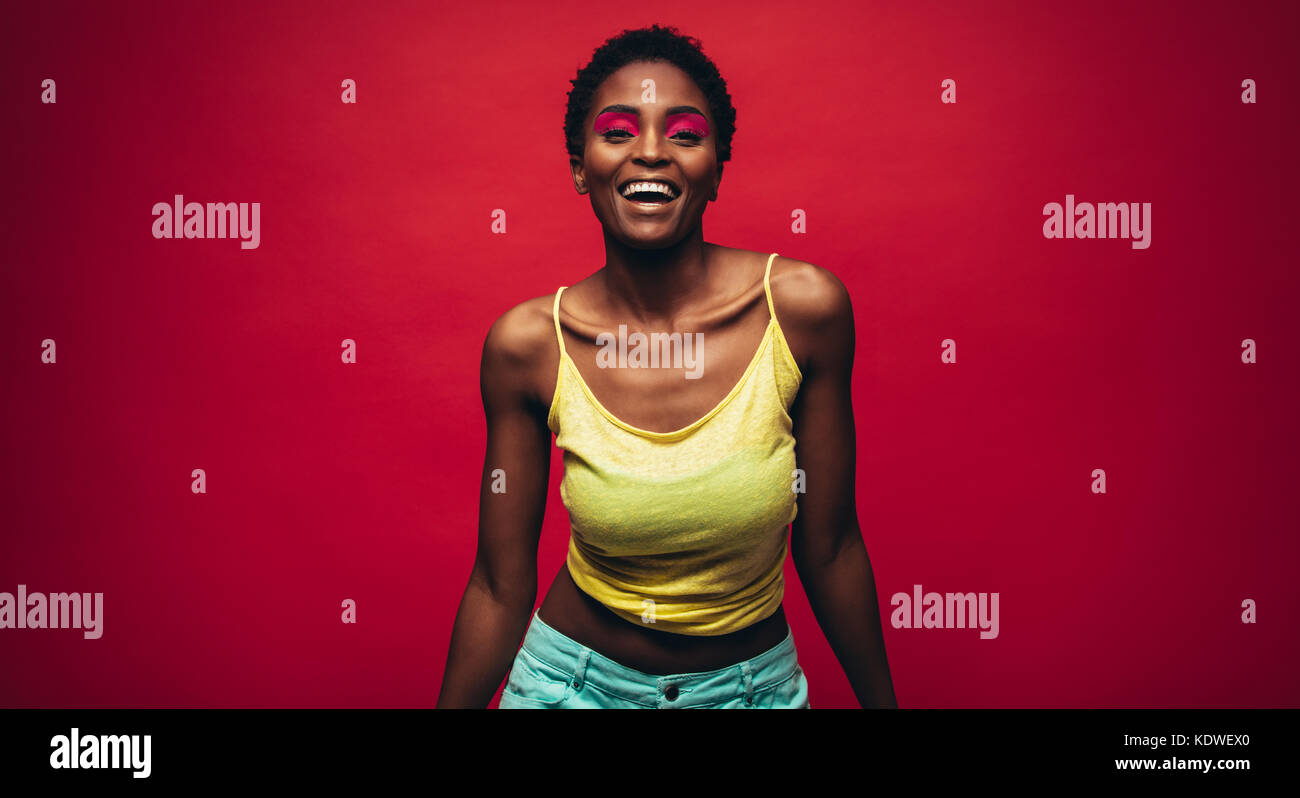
[518,609,799,708]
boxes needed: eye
[601,128,634,139]
[671,130,704,141]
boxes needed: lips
[618,176,681,194]
[621,191,678,209]
[617,177,681,206]
[620,189,679,213]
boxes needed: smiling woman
[437,23,899,710]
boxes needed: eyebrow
[595,104,708,118]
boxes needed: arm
[436,301,554,708]
[780,262,898,709]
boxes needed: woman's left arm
[779,260,898,709]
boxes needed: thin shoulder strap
[552,286,568,359]
[763,252,779,323]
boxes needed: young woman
[437,24,897,708]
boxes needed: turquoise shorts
[499,609,811,709]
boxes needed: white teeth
[621,181,678,199]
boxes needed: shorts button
[664,684,679,701]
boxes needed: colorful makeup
[593,110,710,139]
[666,112,709,139]
[594,111,639,137]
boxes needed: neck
[598,227,715,326]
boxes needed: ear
[570,156,588,194]
[711,163,723,201]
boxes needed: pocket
[501,648,574,708]
[749,664,809,709]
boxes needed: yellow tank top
[547,252,803,636]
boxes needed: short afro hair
[564,24,737,167]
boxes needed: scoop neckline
[556,318,776,441]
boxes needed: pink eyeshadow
[666,112,709,137]
[594,111,639,136]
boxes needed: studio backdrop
[2,0,1296,708]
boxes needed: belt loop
[572,648,591,691]
[741,661,754,705]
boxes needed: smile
[621,192,679,210]
[617,178,680,210]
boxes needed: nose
[633,120,667,164]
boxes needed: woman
[437,24,897,708]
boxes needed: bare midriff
[536,562,789,675]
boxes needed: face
[571,60,721,248]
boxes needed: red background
[2,0,1296,708]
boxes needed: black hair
[564,24,737,167]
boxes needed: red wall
[2,0,1296,708]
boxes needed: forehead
[590,60,709,113]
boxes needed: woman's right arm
[436,300,555,708]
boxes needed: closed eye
[602,129,702,142]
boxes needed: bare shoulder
[766,254,854,338]
[481,292,561,407]
[484,293,556,362]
